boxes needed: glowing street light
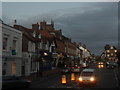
[44,52,48,56]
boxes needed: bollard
[62,75,67,84]
[71,73,75,81]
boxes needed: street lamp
[44,52,48,56]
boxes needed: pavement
[21,68,62,83]
[115,66,120,89]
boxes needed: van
[78,68,96,86]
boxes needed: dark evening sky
[2,2,118,55]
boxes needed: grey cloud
[4,2,117,55]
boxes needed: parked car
[106,61,118,69]
[71,64,81,73]
[98,61,104,65]
[78,68,96,86]
[2,75,31,89]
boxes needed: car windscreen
[81,72,94,76]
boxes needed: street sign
[11,50,16,55]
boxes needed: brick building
[103,44,118,62]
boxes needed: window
[111,53,113,56]
[107,50,110,53]
[13,40,17,50]
[38,34,41,39]
[110,46,113,49]
[12,63,16,75]
[2,63,7,75]
[42,43,46,50]
[51,46,55,52]
[115,50,117,52]
[33,31,36,37]
[81,72,94,76]
[3,37,8,50]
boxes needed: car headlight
[90,77,95,82]
[79,77,83,82]
[27,80,31,83]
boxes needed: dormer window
[38,34,41,39]
[33,31,36,37]
[110,46,113,49]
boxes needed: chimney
[13,19,17,25]
[40,20,46,30]
[32,23,39,31]
[51,19,54,27]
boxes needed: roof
[82,69,95,72]
[39,30,52,38]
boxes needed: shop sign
[52,53,58,58]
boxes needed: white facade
[22,40,37,76]
[79,45,91,59]
[1,22,22,76]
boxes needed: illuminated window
[12,63,16,75]
[111,53,113,56]
[107,54,110,57]
[3,63,7,75]
[107,50,110,53]
[115,50,117,52]
[39,35,41,39]
[110,46,113,49]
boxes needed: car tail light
[72,67,74,69]
[78,67,80,69]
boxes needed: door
[12,63,16,75]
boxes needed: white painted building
[1,22,22,76]
[79,45,91,59]
[22,40,36,76]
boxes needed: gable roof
[39,30,52,39]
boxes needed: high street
[20,62,119,89]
